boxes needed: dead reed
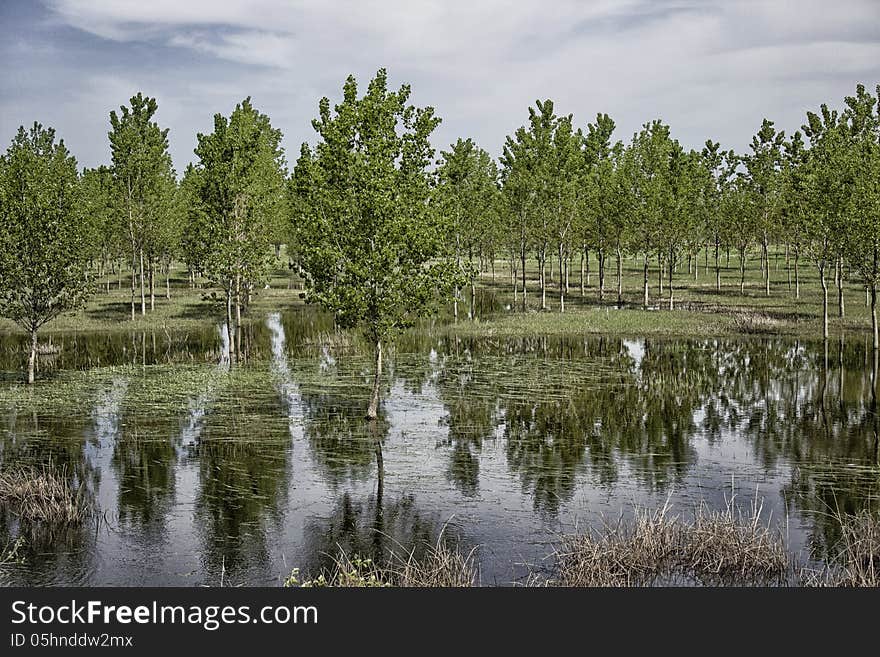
[550,498,791,587]
[0,463,88,525]
[805,509,880,587]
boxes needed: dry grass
[0,463,89,525]
[549,498,791,587]
[805,510,880,587]
[285,535,478,588]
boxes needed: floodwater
[0,308,878,585]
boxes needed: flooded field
[1,308,878,585]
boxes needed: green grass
[0,246,870,342]
[452,248,872,340]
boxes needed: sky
[1,0,878,172]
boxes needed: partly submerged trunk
[366,339,383,420]
[27,329,38,385]
[872,282,878,352]
[226,285,235,365]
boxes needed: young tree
[80,165,123,293]
[839,84,880,349]
[295,69,458,419]
[435,138,499,320]
[584,113,617,303]
[108,93,176,319]
[193,97,287,361]
[802,105,847,340]
[0,123,93,383]
[626,121,674,308]
[744,119,785,297]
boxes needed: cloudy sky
[1,0,878,171]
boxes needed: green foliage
[434,137,500,277]
[294,69,457,344]
[108,93,176,268]
[192,97,287,303]
[0,123,93,334]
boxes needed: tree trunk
[580,249,585,298]
[763,238,770,296]
[585,248,591,286]
[539,250,547,310]
[643,255,649,309]
[520,244,527,312]
[149,258,155,312]
[27,329,37,385]
[226,285,235,365]
[714,238,721,291]
[872,282,878,352]
[836,256,845,318]
[598,249,605,301]
[130,249,136,321]
[165,263,171,300]
[739,248,746,295]
[235,273,242,362]
[668,256,674,311]
[366,339,383,419]
[820,262,829,340]
[558,244,565,313]
[139,249,146,316]
[616,245,623,306]
[795,251,800,299]
[786,243,791,290]
[657,255,663,295]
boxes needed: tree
[193,97,287,362]
[108,92,176,319]
[744,119,785,297]
[626,121,674,308]
[583,113,617,303]
[839,84,880,349]
[435,138,499,320]
[802,104,847,340]
[80,165,122,293]
[0,123,93,383]
[295,69,458,419]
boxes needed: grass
[544,498,791,587]
[0,462,89,525]
[806,509,880,587]
[0,247,870,343]
[285,534,479,587]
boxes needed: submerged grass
[0,463,89,525]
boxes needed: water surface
[1,309,878,585]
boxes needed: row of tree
[1,71,878,408]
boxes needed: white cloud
[8,0,878,168]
